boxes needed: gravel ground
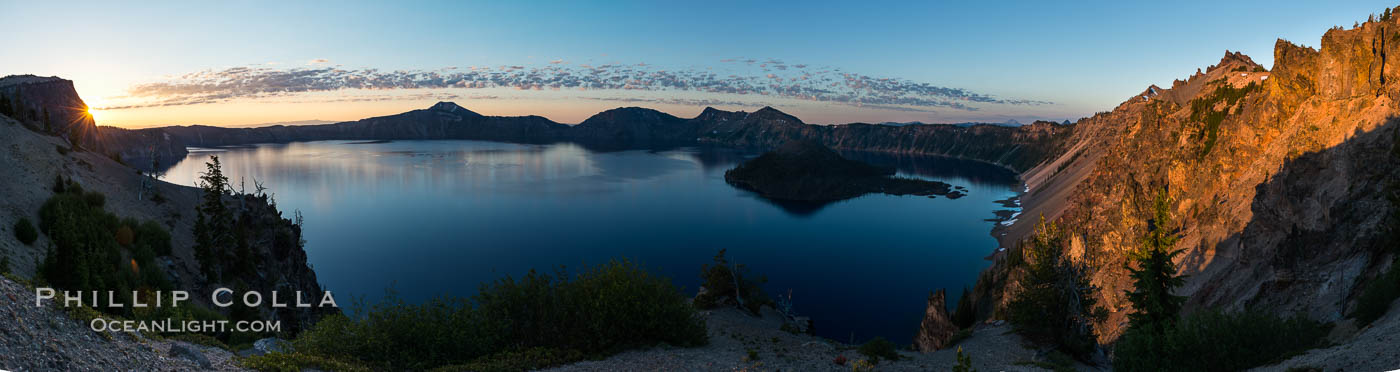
[1253,297,1400,372]
[547,306,1079,372]
[0,276,247,371]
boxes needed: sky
[1,0,1395,128]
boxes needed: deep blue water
[164,140,1019,345]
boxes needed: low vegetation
[953,346,976,372]
[855,337,900,364]
[37,178,175,312]
[1352,258,1400,326]
[253,260,706,371]
[238,352,370,372]
[1113,191,1328,371]
[1113,310,1327,372]
[1188,81,1259,157]
[13,217,37,245]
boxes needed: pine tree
[952,286,976,328]
[1124,189,1186,333]
[193,155,234,282]
[0,92,11,117]
[1008,215,1106,358]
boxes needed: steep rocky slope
[0,91,331,333]
[967,16,1400,349]
[0,276,249,371]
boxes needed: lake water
[163,140,1019,345]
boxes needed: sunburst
[85,106,103,122]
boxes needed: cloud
[113,58,1050,111]
[583,96,778,108]
[307,59,331,65]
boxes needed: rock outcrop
[0,75,99,149]
[913,289,958,352]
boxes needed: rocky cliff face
[0,75,99,148]
[967,17,1400,343]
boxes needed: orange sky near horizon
[86,88,1086,129]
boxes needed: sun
[86,106,103,122]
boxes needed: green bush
[238,352,370,372]
[429,347,585,372]
[693,249,772,314]
[1112,310,1328,372]
[36,186,173,315]
[953,346,976,372]
[1352,259,1400,326]
[13,217,38,245]
[856,337,900,364]
[292,260,707,371]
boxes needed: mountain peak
[747,106,803,124]
[1208,50,1262,73]
[578,107,681,127]
[428,101,480,116]
[695,106,744,122]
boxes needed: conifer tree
[193,155,234,281]
[1008,215,1106,358]
[1124,189,1186,333]
[0,92,11,117]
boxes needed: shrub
[292,260,707,371]
[1112,310,1328,372]
[693,249,772,314]
[429,348,585,372]
[951,286,977,328]
[1352,259,1400,326]
[14,218,38,245]
[856,337,900,364]
[953,346,976,372]
[36,186,173,315]
[238,352,370,372]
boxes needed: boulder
[169,343,213,369]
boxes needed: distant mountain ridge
[0,75,1071,173]
[92,101,1072,173]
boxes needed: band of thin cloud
[112,59,1050,111]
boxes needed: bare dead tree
[253,178,269,198]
